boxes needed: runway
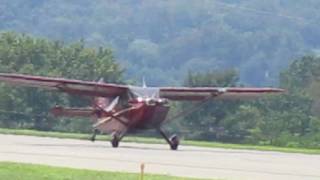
[0,134,319,180]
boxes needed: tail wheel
[169,135,179,150]
[111,132,120,148]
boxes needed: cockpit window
[128,86,160,99]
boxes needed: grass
[0,162,204,180]
[0,128,320,154]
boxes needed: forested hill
[1,0,320,86]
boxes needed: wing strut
[165,92,222,123]
[158,93,222,150]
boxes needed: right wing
[0,73,128,97]
[160,87,285,101]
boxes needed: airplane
[0,73,284,150]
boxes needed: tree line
[0,32,320,148]
[1,0,320,86]
[169,56,320,148]
[0,32,123,132]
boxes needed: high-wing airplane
[0,73,284,150]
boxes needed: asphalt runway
[0,134,319,180]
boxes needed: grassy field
[1,128,320,154]
[0,162,204,180]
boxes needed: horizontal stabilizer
[50,106,95,117]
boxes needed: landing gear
[111,131,120,148]
[158,128,180,150]
[90,129,99,142]
[169,135,179,150]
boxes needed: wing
[160,87,284,101]
[0,73,128,97]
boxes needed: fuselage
[93,86,171,134]
[127,98,170,129]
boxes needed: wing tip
[271,88,286,93]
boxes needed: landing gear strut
[90,129,99,142]
[158,128,180,150]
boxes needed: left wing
[0,73,128,97]
[160,87,284,101]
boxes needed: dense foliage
[0,32,123,132]
[0,0,320,149]
[0,32,319,148]
[1,0,320,85]
[171,56,320,148]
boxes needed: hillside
[1,0,320,85]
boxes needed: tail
[93,78,111,109]
[93,97,110,109]
[93,78,119,112]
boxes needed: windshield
[128,86,160,99]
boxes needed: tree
[179,70,241,141]
[253,55,320,147]
[0,32,123,131]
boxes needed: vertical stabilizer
[142,77,147,88]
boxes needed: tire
[169,135,179,150]
[111,132,120,148]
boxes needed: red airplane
[0,73,284,150]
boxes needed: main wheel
[111,132,120,148]
[90,135,96,142]
[169,135,179,150]
[90,129,99,142]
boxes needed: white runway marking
[0,134,319,180]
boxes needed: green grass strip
[0,128,319,154]
[0,162,205,180]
